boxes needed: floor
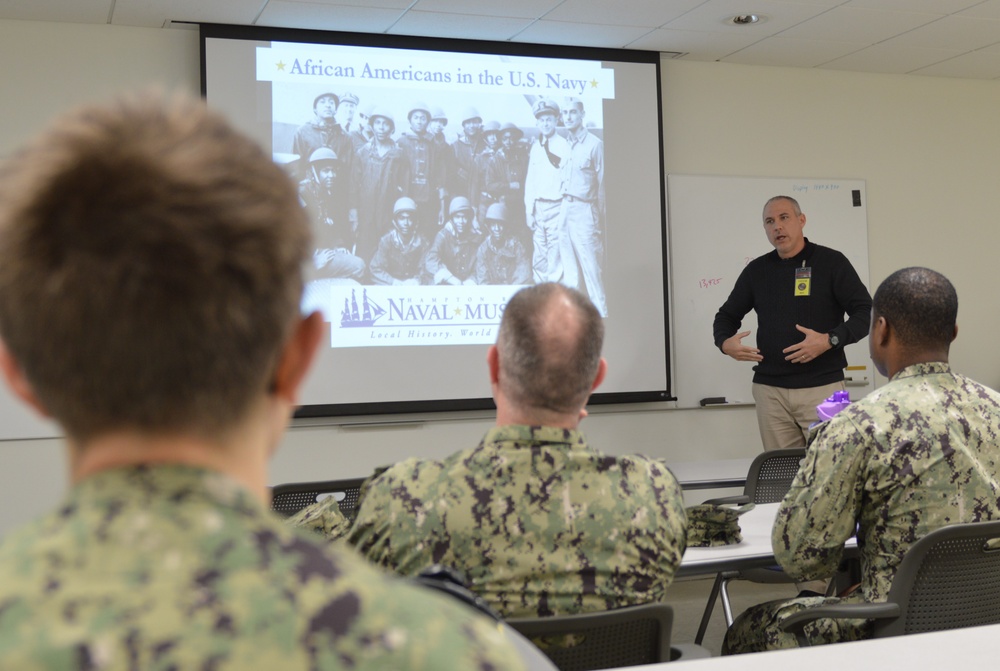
[661,574,799,656]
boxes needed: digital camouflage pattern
[347,424,688,618]
[724,362,1000,653]
[287,493,353,540]
[0,465,527,670]
[685,503,753,547]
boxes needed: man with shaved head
[347,283,688,618]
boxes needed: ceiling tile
[389,10,535,42]
[819,42,962,74]
[662,0,832,35]
[844,0,980,13]
[331,0,437,8]
[543,0,705,28]
[626,27,762,59]
[411,0,560,20]
[724,37,867,68]
[956,0,1000,20]
[113,0,263,27]
[259,2,403,33]
[779,6,941,44]
[0,0,112,24]
[910,49,1000,78]
[513,19,653,49]
[878,16,1000,51]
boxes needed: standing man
[348,283,687,618]
[336,91,360,133]
[350,103,375,152]
[291,91,354,182]
[485,123,529,229]
[523,98,570,284]
[472,120,502,225]
[0,92,527,669]
[724,267,1000,653]
[352,108,410,263]
[559,98,606,315]
[397,102,448,242]
[713,195,872,451]
[451,107,484,202]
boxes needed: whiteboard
[667,175,874,409]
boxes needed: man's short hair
[497,283,603,413]
[762,195,802,218]
[872,267,957,349]
[0,92,311,441]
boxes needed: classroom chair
[780,518,1000,644]
[506,603,711,670]
[694,448,806,644]
[270,476,367,521]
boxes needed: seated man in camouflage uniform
[724,267,1000,654]
[0,92,527,670]
[347,282,688,618]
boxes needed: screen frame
[199,22,672,419]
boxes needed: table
[678,502,858,578]
[679,502,783,577]
[669,458,753,491]
[614,622,1000,670]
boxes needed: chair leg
[694,573,725,645]
[720,576,736,626]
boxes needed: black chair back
[270,477,367,520]
[884,519,1000,637]
[744,448,806,504]
[506,603,672,670]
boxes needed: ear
[487,345,500,387]
[951,324,959,343]
[873,315,891,347]
[271,311,324,406]
[590,358,608,392]
[0,342,51,418]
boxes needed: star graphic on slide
[276,60,286,71]
[453,307,462,316]
[590,78,599,88]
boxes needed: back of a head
[873,266,957,349]
[0,92,311,441]
[497,283,603,414]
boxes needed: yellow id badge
[795,267,811,296]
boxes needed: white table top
[616,622,1000,670]
[679,501,858,578]
[679,502,783,577]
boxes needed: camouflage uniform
[287,494,353,540]
[347,425,688,618]
[724,362,1000,653]
[0,465,527,670]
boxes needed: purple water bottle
[816,390,852,422]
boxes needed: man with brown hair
[0,92,527,669]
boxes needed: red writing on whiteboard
[699,278,723,288]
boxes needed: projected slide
[259,42,614,348]
[203,25,669,414]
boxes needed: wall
[1,20,999,535]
